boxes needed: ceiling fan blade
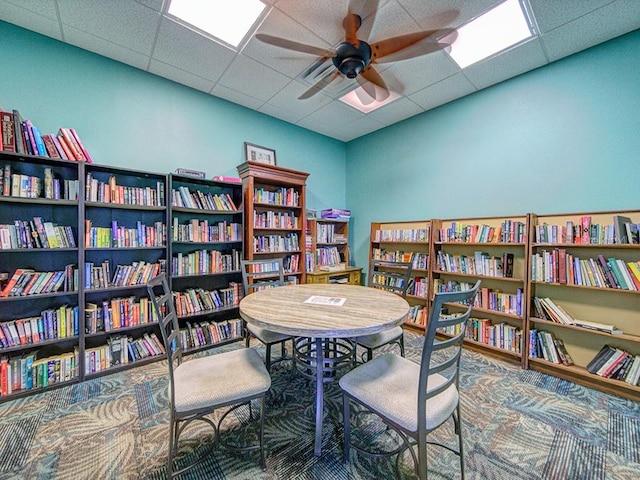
[342,10,361,46]
[360,66,390,102]
[255,33,336,58]
[374,29,458,63]
[370,29,456,62]
[348,0,379,42]
[298,71,341,100]
[354,83,375,105]
[302,57,333,79]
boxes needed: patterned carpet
[0,330,639,480]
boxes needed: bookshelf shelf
[369,220,432,331]
[238,162,309,285]
[305,218,353,277]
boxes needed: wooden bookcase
[0,151,82,399]
[431,215,530,365]
[83,163,168,378]
[369,220,431,331]
[527,210,640,400]
[306,218,351,270]
[168,174,244,354]
[237,162,309,285]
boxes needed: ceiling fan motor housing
[333,41,372,78]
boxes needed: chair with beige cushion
[241,258,293,371]
[340,280,481,480]
[147,274,271,478]
[354,255,414,362]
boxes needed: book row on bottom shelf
[1,350,76,396]
[84,332,165,375]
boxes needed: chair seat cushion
[248,324,291,344]
[174,348,271,413]
[339,353,458,433]
[355,326,403,349]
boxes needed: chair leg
[399,334,405,357]
[245,329,251,348]
[366,347,373,362]
[342,393,351,463]
[417,435,428,480]
[259,396,267,471]
[167,416,178,479]
[456,405,465,479]
[265,344,272,373]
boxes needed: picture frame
[244,142,277,166]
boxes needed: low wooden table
[239,283,410,456]
[305,266,362,285]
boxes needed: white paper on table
[304,295,346,306]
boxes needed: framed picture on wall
[244,142,277,166]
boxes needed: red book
[58,128,86,161]
[56,134,76,160]
[581,216,591,244]
[69,128,93,163]
[1,269,34,297]
[1,111,15,152]
[557,248,567,284]
[41,134,61,159]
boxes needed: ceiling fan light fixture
[332,41,372,78]
[340,86,400,113]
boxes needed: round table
[239,283,410,456]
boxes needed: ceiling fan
[255,1,458,102]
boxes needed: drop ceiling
[1,0,638,142]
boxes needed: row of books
[0,217,76,250]
[85,297,156,334]
[433,280,524,317]
[171,218,241,243]
[407,305,427,326]
[372,248,416,264]
[84,219,166,248]
[85,172,164,206]
[320,208,350,220]
[171,249,241,277]
[408,276,428,298]
[1,166,79,201]
[282,254,300,275]
[535,215,639,245]
[177,319,243,351]
[84,332,165,374]
[0,305,80,349]
[253,187,300,207]
[0,350,77,396]
[374,227,429,243]
[173,284,241,317]
[438,220,526,244]
[586,344,640,386]
[529,329,574,366]
[84,260,165,289]
[466,318,522,354]
[314,222,346,243]
[171,186,237,211]
[532,296,624,334]
[531,250,640,290]
[1,266,78,297]
[436,251,515,278]
[253,210,299,229]
[315,246,341,266]
[0,108,93,162]
[253,233,300,253]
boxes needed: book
[0,111,15,152]
[58,128,86,161]
[69,129,93,163]
[1,269,34,297]
[553,338,574,366]
[11,110,26,154]
[613,215,631,244]
[572,318,622,335]
[586,344,616,374]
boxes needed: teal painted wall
[0,21,347,212]
[346,29,640,270]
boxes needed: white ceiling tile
[134,0,164,12]
[381,50,460,96]
[397,0,500,30]
[339,116,388,141]
[217,54,291,102]
[367,96,424,126]
[464,38,548,90]
[540,0,640,62]
[258,103,306,124]
[0,0,62,40]
[299,101,364,129]
[63,25,151,70]
[211,84,266,110]
[243,7,333,79]
[57,0,160,56]
[529,0,616,33]
[273,0,350,45]
[149,59,216,94]
[264,80,333,117]
[365,0,420,44]
[1,0,58,19]
[409,73,476,110]
[153,17,237,82]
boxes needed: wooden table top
[239,283,410,338]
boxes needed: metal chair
[147,274,271,478]
[354,256,415,362]
[241,258,293,371]
[340,280,481,480]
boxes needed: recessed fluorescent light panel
[340,86,400,113]
[167,0,266,48]
[445,0,534,68]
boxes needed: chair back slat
[241,258,285,295]
[367,254,415,297]
[418,280,481,427]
